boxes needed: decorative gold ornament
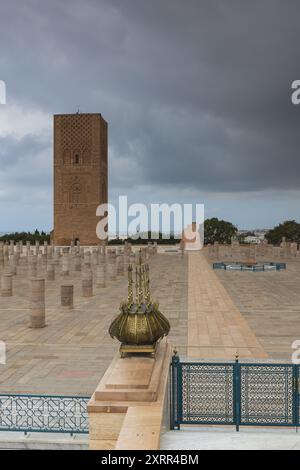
[109,251,170,355]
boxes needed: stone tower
[53,113,108,245]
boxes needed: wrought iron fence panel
[171,358,299,430]
[296,365,300,426]
[0,394,89,434]
[180,362,235,426]
[240,364,294,426]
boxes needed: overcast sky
[0,0,300,232]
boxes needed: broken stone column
[107,249,117,280]
[3,244,9,264]
[117,252,124,276]
[54,249,60,266]
[1,273,13,297]
[96,263,106,288]
[82,268,93,297]
[84,251,91,269]
[129,253,136,265]
[291,242,297,258]
[41,253,48,269]
[46,261,55,281]
[28,255,38,278]
[61,284,74,308]
[92,249,99,268]
[9,240,14,256]
[123,253,130,270]
[74,254,81,272]
[29,278,46,328]
[15,243,21,263]
[61,252,70,277]
[0,244,4,269]
[9,254,17,275]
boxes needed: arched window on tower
[72,150,81,165]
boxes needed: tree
[265,220,300,245]
[204,218,237,245]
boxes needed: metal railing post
[234,352,241,432]
[170,348,180,430]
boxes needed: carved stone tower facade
[53,113,108,245]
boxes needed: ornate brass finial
[127,264,133,306]
[109,253,170,356]
[235,350,239,362]
[173,347,178,356]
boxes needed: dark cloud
[0,0,300,229]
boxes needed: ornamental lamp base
[119,342,158,358]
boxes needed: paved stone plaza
[215,258,300,359]
[0,251,187,396]
[1,245,300,399]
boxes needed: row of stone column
[207,238,300,260]
[0,243,157,291]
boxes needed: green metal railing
[170,354,299,430]
[0,394,89,434]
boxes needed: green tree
[265,220,300,245]
[0,231,50,243]
[204,217,237,245]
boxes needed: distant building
[53,113,108,245]
[244,235,262,244]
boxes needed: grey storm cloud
[0,0,300,229]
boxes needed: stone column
[28,255,38,278]
[46,261,55,281]
[61,252,70,277]
[74,254,81,271]
[15,244,21,263]
[291,242,297,258]
[9,254,17,275]
[92,249,99,268]
[117,252,124,276]
[54,249,60,266]
[129,253,136,265]
[123,253,130,271]
[0,243,4,269]
[26,241,31,257]
[107,249,117,280]
[29,278,46,328]
[3,244,9,264]
[1,273,13,297]
[84,251,91,269]
[61,284,74,308]
[82,268,93,297]
[96,263,106,288]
